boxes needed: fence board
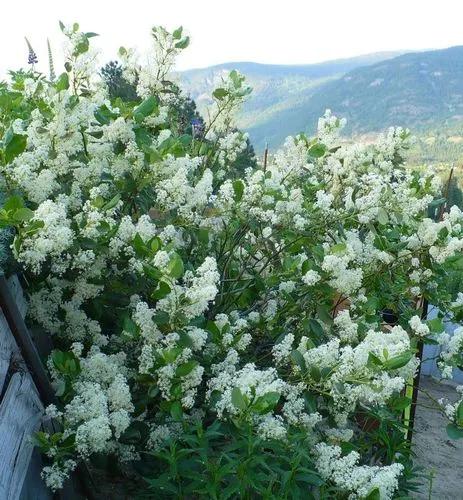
[7,275,27,319]
[0,275,52,500]
[0,373,43,499]
[0,309,18,392]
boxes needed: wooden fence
[0,275,51,500]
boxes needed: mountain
[295,46,463,136]
[180,47,463,168]
[179,52,405,150]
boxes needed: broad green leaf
[290,350,306,371]
[308,143,326,158]
[102,194,121,211]
[55,72,69,91]
[167,253,184,279]
[427,317,444,333]
[174,37,190,49]
[331,242,346,254]
[175,360,199,377]
[213,88,228,100]
[172,26,183,40]
[377,208,389,225]
[4,195,24,212]
[317,305,333,325]
[457,400,463,427]
[253,392,280,414]
[4,132,26,163]
[152,311,170,325]
[231,387,247,411]
[151,281,171,300]
[123,316,139,336]
[390,395,412,411]
[170,401,183,421]
[12,207,33,222]
[383,351,413,370]
[133,96,158,123]
[365,487,380,500]
[232,179,244,202]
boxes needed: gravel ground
[412,376,463,499]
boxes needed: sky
[2,0,463,76]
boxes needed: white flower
[408,315,430,337]
[302,270,321,286]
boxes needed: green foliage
[101,61,138,101]
[142,420,324,499]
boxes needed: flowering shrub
[1,22,463,499]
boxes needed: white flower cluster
[315,443,403,499]
[4,22,463,497]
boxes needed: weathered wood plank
[0,309,19,393]
[0,276,54,499]
[19,449,51,500]
[0,372,44,499]
[7,275,27,320]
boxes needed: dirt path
[412,376,463,499]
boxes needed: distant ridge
[180,51,407,150]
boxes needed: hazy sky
[2,0,463,76]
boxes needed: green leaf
[229,70,242,89]
[308,143,326,158]
[213,88,228,100]
[457,401,463,427]
[119,426,142,445]
[317,305,333,325]
[55,72,69,91]
[390,395,412,411]
[172,26,183,40]
[175,360,199,377]
[123,316,139,337]
[377,208,389,225]
[232,179,244,202]
[4,132,26,163]
[170,401,183,421]
[132,233,148,256]
[178,332,194,349]
[197,228,209,244]
[133,96,158,123]
[231,387,247,411]
[383,351,413,370]
[150,236,162,253]
[167,253,184,279]
[446,423,463,440]
[427,317,444,333]
[367,352,383,368]
[429,197,446,209]
[365,487,381,500]
[308,319,324,341]
[4,196,24,212]
[290,350,306,371]
[310,365,321,382]
[94,104,117,125]
[152,311,170,325]
[101,194,121,211]
[253,392,280,414]
[174,37,190,49]
[13,207,34,222]
[151,281,171,300]
[73,35,89,56]
[331,242,346,254]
